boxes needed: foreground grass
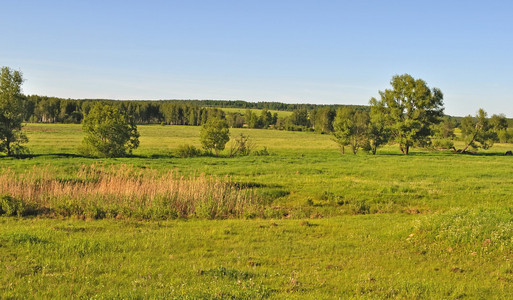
[2,123,513,298]
[2,213,513,298]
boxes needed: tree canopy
[200,118,230,156]
[0,67,28,156]
[333,107,369,154]
[80,103,139,157]
[459,109,497,152]
[370,74,444,154]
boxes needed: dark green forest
[22,95,369,130]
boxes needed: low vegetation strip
[0,165,259,219]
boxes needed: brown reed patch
[0,164,260,219]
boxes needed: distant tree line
[20,93,513,147]
[1,66,511,158]
[23,96,230,126]
[21,95,368,131]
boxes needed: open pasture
[2,123,513,298]
[219,107,293,119]
[12,123,513,215]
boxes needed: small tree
[367,98,390,154]
[0,67,28,156]
[490,113,509,143]
[333,107,369,154]
[459,109,496,153]
[289,108,310,128]
[311,107,335,133]
[81,103,139,157]
[200,117,229,156]
[229,133,254,157]
[332,107,351,154]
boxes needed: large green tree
[200,117,230,156]
[80,103,139,157]
[370,74,444,154]
[0,67,28,156]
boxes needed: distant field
[2,123,513,297]
[219,107,293,118]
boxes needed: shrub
[253,147,270,156]
[200,118,229,156]
[80,103,139,157]
[229,134,254,157]
[175,144,202,158]
[0,195,24,217]
[349,200,370,215]
[432,138,454,150]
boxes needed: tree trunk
[460,133,477,153]
[405,145,409,155]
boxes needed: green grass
[16,123,513,215]
[3,214,513,298]
[1,123,513,297]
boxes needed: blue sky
[2,1,512,117]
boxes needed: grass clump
[0,195,25,217]
[0,164,260,220]
[410,208,513,253]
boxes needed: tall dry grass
[0,164,260,219]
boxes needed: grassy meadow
[219,107,293,119]
[2,123,513,298]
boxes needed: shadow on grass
[373,150,511,157]
[5,153,179,160]
[459,152,511,157]
[232,182,284,189]
[1,153,87,159]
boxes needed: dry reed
[0,164,260,219]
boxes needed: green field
[218,107,293,119]
[2,123,513,298]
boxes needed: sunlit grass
[16,123,513,215]
[2,123,513,298]
[2,215,512,298]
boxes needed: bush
[349,200,370,215]
[229,134,254,157]
[200,118,230,156]
[0,195,24,217]
[175,144,202,158]
[253,147,270,156]
[80,103,139,157]
[432,138,454,149]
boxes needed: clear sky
[2,1,512,117]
